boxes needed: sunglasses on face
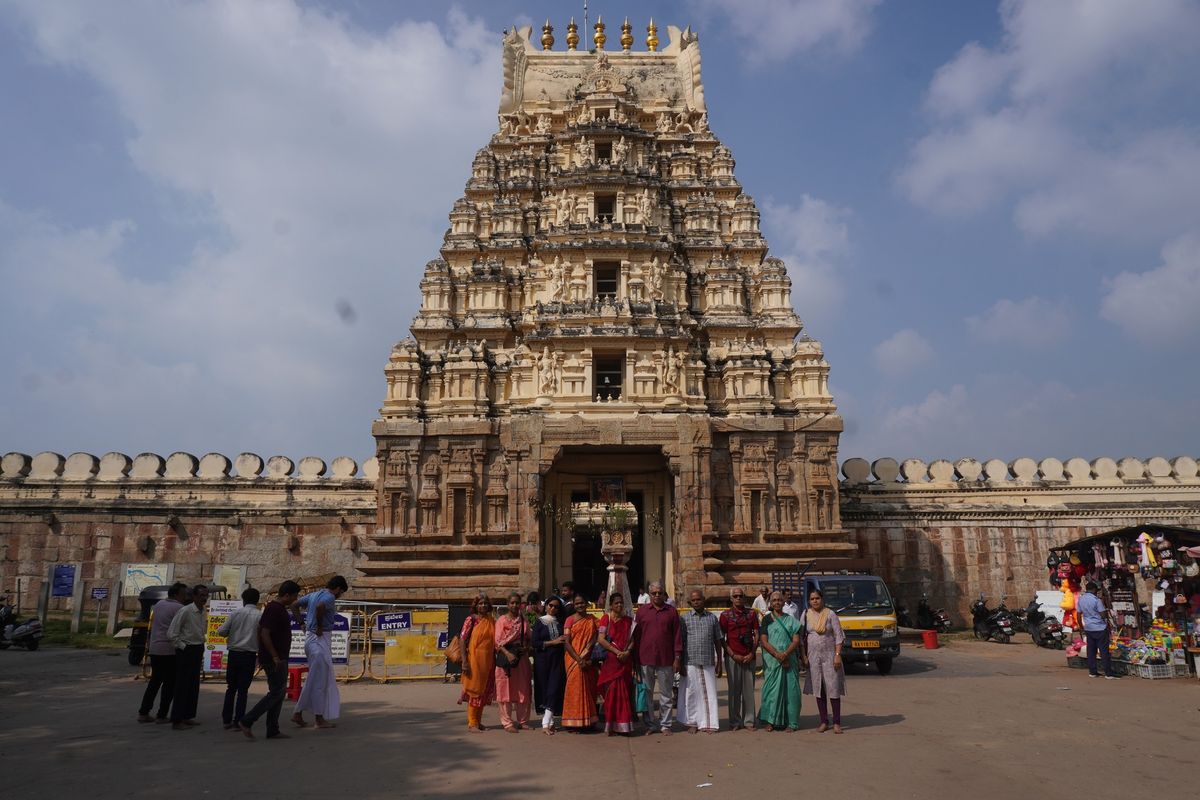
[732,593,744,598]
[650,591,664,595]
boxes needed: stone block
[297,457,327,480]
[2,452,31,479]
[927,459,955,483]
[131,453,165,479]
[98,452,131,480]
[63,452,100,480]
[266,456,294,479]
[235,453,264,478]
[165,452,199,479]
[871,458,899,483]
[198,453,231,479]
[1038,458,1064,481]
[900,459,928,482]
[954,458,981,481]
[840,458,870,485]
[330,457,358,479]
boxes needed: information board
[51,564,76,598]
[123,563,174,597]
[288,613,350,665]
[205,599,243,672]
[90,587,110,601]
[375,611,412,632]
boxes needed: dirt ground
[1,638,1196,799]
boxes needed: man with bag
[719,586,759,730]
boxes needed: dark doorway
[571,532,605,601]
[624,490,646,604]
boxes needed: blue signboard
[437,631,449,650]
[51,564,76,597]
[91,587,110,601]
[288,614,351,665]
[376,611,412,632]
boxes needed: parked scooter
[970,595,1015,643]
[0,596,44,650]
[1005,598,1029,633]
[896,603,914,629]
[1025,599,1064,649]
[915,594,952,633]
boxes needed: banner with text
[289,613,351,665]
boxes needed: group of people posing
[457,583,848,735]
[136,576,350,739]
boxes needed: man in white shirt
[167,584,209,730]
[218,587,263,729]
[752,586,771,617]
[782,591,802,621]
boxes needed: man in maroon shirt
[238,580,301,740]
[633,581,682,735]
[719,586,759,730]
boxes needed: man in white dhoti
[290,575,348,730]
[679,589,724,733]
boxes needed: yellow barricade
[367,608,450,682]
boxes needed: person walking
[758,591,802,732]
[495,591,533,732]
[633,581,682,735]
[218,587,262,730]
[596,593,636,735]
[679,589,724,734]
[801,589,847,733]
[137,582,186,724]
[167,584,209,731]
[291,575,348,730]
[532,596,567,734]
[239,580,302,740]
[719,586,759,731]
[561,594,599,732]
[459,592,496,731]
[1078,581,1119,679]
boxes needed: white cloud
[965,296,1072,347]
[698,0,881,65]
[761,195,853,335]
[900,0,1200,241]
[0,0,498,457]
[1100,234,1200,343]
[872,329,935,376]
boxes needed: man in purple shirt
[633,581,682,735]
[137,582,186,724]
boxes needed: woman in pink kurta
[494,592,533,732]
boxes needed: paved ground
[1,639,1196,798]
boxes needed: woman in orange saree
[561,594,598,732]
[596,593,636,735]
[458,593,496,731]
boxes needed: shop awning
[1049,523,1200,552]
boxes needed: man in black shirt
[238,580,301,740]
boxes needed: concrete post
[106,580,123,636]
[69,565,85,633]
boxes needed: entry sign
[91,587,110,601]
[51,564,76,597]
[437,631,449,650]
[376,612,412,632]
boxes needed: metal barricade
[367,606,450,682]
[335,608,368,683]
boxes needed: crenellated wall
[0,451,377,612]
[838,456,1200,624]
[4,450,1199,622]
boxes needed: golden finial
[566,17,579,51]
[593,15,607,50]
[541,19,554,50]
[646,18,659,52]
[620,17,634,52]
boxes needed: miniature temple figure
[536,113,552,134]
[638,189,654,226]
[612,136,628,166]
[538,348,557,395]
[648,256,664,301]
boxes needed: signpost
[91,586,109,633]
[289,613,351,665]
[375,611,412,632]
[51,564,76,597]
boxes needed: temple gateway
[365,20,853,603]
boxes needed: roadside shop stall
[1047,524,1200,679]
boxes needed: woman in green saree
[758,590,802,731]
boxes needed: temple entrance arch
[540,446,674,602]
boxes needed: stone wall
[4,450,1200,622]
[839,456,1200,624]
[0,451,376,613]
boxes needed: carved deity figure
[535,113,552,134]
[647,255,664,301]
[577,105,592,125]
[696,112,709,132]
[611,136,628,166]
[656,112,671,133]
[548,255,566,301]
[637,189,654,226]
[662,346,681,395]
[538,347,558,395]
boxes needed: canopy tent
[1049,524,1200,552]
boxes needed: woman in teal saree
[758,591,802,731]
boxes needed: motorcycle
[1004,598,1029,633]
[915,594,952,633]
[970,595,1014,643]
[0,598,44,650]
[1025,599,1064,649]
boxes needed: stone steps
[361,543,520,559]
[357,557,519,576]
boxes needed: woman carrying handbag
[494,591,532,732]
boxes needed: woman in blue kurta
[758,591,802,731]
[532,597,566,734]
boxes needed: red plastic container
[921,630,939,649]
[286,666,308,700]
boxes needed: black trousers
[139,654,176,718]
[170,644,204,723]
[241,661,289,736]
[222,650,258,725]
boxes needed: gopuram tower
[365,19,852,603]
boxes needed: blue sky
[1,0,1198,465]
